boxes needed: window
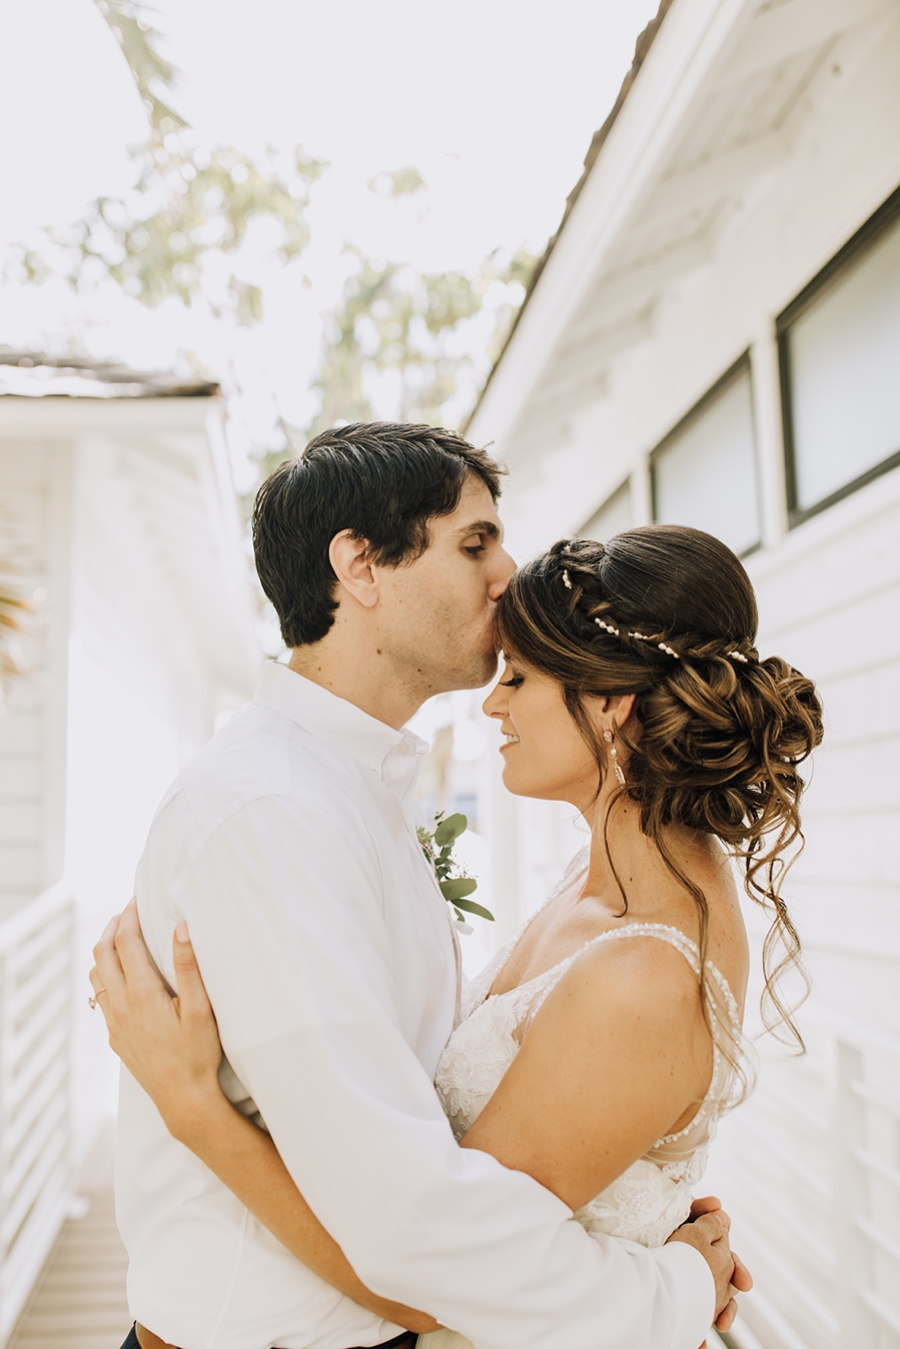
[651,356,760,557]
[580,479,632,541]
[780,187,900,523]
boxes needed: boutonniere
[417,812,495,930]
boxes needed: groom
[111,423,742,1349]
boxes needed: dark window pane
[787,214,900,514]
[652,365,760,556]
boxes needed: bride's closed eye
[499,674,525,688]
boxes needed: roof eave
[464,0,674,434]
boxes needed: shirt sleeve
[170,795,715,1349]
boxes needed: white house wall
[66,428,227,1159]
[469,0,900,1343]
[0,399,260,1170]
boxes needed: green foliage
[95,0,187,134]
[306,242,537,438]
[434,812,468,848]
[418,813,494,925]
[0,578,30,673]
[367,166,428,199]
[0,565,37,713]
[6,0,538,457]
[5,0,325,324]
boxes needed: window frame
[578,477,632,540]
[778,182,900,528]
[649,350,761,559]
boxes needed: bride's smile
[484,655,631,812]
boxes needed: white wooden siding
[468,2,900,1344]
[697,472,900,1348]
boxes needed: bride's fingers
[172,923,215,1026]
[92,915,128,1000]
[112,899,162,993]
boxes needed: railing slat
[857,1215,900,1266]
[854,1146,900,1191]
[0,884,75,1347]
[859,1288,900,1336]
[1,1092,66,1207]
[2,1056,67,1161]
[4,1021,68,1120]
[0,1115,67,1251]
[8,978,69,1077]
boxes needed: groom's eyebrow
[459,519,503,543]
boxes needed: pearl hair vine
[595,616,680,659]
[560,566,753,665]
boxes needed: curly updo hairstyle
[496,525,824,1052]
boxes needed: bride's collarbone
[489,882,745,1006]
[489,895,638,998]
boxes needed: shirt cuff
[650,1240,717,1349]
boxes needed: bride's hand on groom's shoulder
[90,900,224,1137]
[666,1194,753,1339]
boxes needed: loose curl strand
[496,526,824,1069]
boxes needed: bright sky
[0,0,659,468]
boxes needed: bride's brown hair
[496,525,824,1054]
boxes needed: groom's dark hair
[253,421,505,647]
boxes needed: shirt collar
[253,661,429,796]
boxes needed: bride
[92,526,822,1347]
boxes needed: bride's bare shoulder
[543,932,708,1043]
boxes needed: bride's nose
[482,681,507,720]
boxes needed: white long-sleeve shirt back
[117,660,714,1349]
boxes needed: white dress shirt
[117,660,714,1349]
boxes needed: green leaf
[453,896,495,922]
[439,876,477,902]
[434,813,467,848]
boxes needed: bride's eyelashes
[499,674,525,688]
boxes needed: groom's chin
[464,650,502,691]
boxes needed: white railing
[0,882,75,1344]
[717,1015,900,1349]
[831,1028,900,1347]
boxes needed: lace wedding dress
[420,854,742,1349]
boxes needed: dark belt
[133,1323,417,1349]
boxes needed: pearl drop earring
[603,730,626,786]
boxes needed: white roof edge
[468,0,748,449]
[0,394,220,434]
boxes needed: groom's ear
[329,529,380,609]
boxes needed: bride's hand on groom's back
[90,900,224,1136]
[666,1195,753,1339]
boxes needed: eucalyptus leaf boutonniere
[417,812,495,929]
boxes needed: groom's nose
[488,547,516,600]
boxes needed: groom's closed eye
[457,519,502,545]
